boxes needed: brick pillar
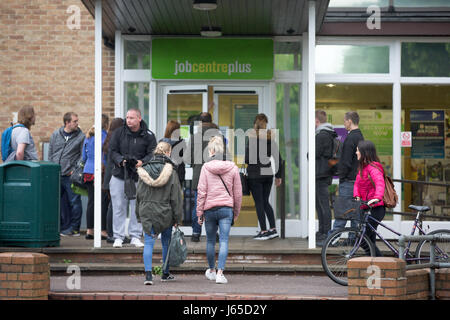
[0,252,49,300]
[436,268,450,300]
[348,257,407,300]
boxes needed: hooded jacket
[135,154,183,235]
[315,123,337,179]
[109,120,157,181]
[353,161,385,208]
[338,128,364,182]
[48,127,85,176]
[196,156,242,220]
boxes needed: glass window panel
[167,94,203,125]
[401,43,450,77]
[275,42,301,71]
[329,0,388,8]
[401,85,450,221]
[394,0,450,7]
[316,84,394,220]
[124,40,151,70]
[316,45,390,74]
[125,82,149,123]
[276,83,300,220]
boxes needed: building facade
[1,0,449,244]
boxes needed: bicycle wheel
[321,227,376,286]
[415,229,450,264]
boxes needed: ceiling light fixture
[200,26,222,37]
[193,0,217,10]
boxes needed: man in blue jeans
[48,112,85,236]
[328,111,364,236]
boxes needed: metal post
[430,241,436,300]
[94,0,102,248]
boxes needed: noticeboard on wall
[411,110,445,159]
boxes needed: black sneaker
[123,237,131,244]
[191,234,200,242]
[144,272,153,285]
[161,273,175,282]
[266,229,279,240]
[254,231,269,240]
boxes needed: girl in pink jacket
[353,140,385,256]
[197,136,242,284]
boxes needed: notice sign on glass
[411,110,445,159]
[151,38,273,80]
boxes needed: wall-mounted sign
[151,38,274,80]
[401,131,412,147]
[411,110,445,159]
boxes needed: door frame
[155,81,279,236]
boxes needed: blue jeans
[143,227,172,274]
[329,181,357,236]
[191,191,202,235]
[205,207,233,271]
[60,175,82,232]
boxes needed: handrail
[392,178,450,188]
[398,234,450,300]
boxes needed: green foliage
[401,43,450,77]
[152,265,162,276]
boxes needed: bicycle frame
[351,209,429,263]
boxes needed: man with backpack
[315,110,337,241]
[328,111,364,236]
[48,112,85,237]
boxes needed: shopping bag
[163,227,188,271]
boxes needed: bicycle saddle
[408,205,430,212]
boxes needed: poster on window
[410,110,445,159]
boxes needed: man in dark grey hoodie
[315,110,337,241]
[48,112,85,236]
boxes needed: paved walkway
[50,273,348,300]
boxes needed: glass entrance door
[213,87,262,228]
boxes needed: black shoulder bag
[217,174,234,226]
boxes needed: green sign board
[152,38,274,80]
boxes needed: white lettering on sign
[174,60,252,76]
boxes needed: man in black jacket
[109,108,156,248]
[329,111,364,235]
[315,110,336,241]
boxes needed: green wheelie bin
[0,160,60,247]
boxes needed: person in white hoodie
[196,136,242,284]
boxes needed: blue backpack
[1,124,25,161]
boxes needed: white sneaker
[205,269,216,281]
[216,273,228,284]
[130,238,144,248]
[113,239,123,248]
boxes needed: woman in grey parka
[136,141,183,285]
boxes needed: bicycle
[321,200,450,286]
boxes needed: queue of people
[2,106,387,285]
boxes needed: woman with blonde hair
[197,136,242,284]
[82,115,109,240]
[5,106,38,162]
[245,113,284,240]
[136,141,183,285]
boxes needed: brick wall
[348,257,450,300]
[0,252,50,300]
[0,0,115,161]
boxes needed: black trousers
[316,177,332,235]
[365,205,386,257]
[248,177,276,231]
[85,181,108,231]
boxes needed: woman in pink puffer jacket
[197,136,242,284]
[353,140,385,256]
